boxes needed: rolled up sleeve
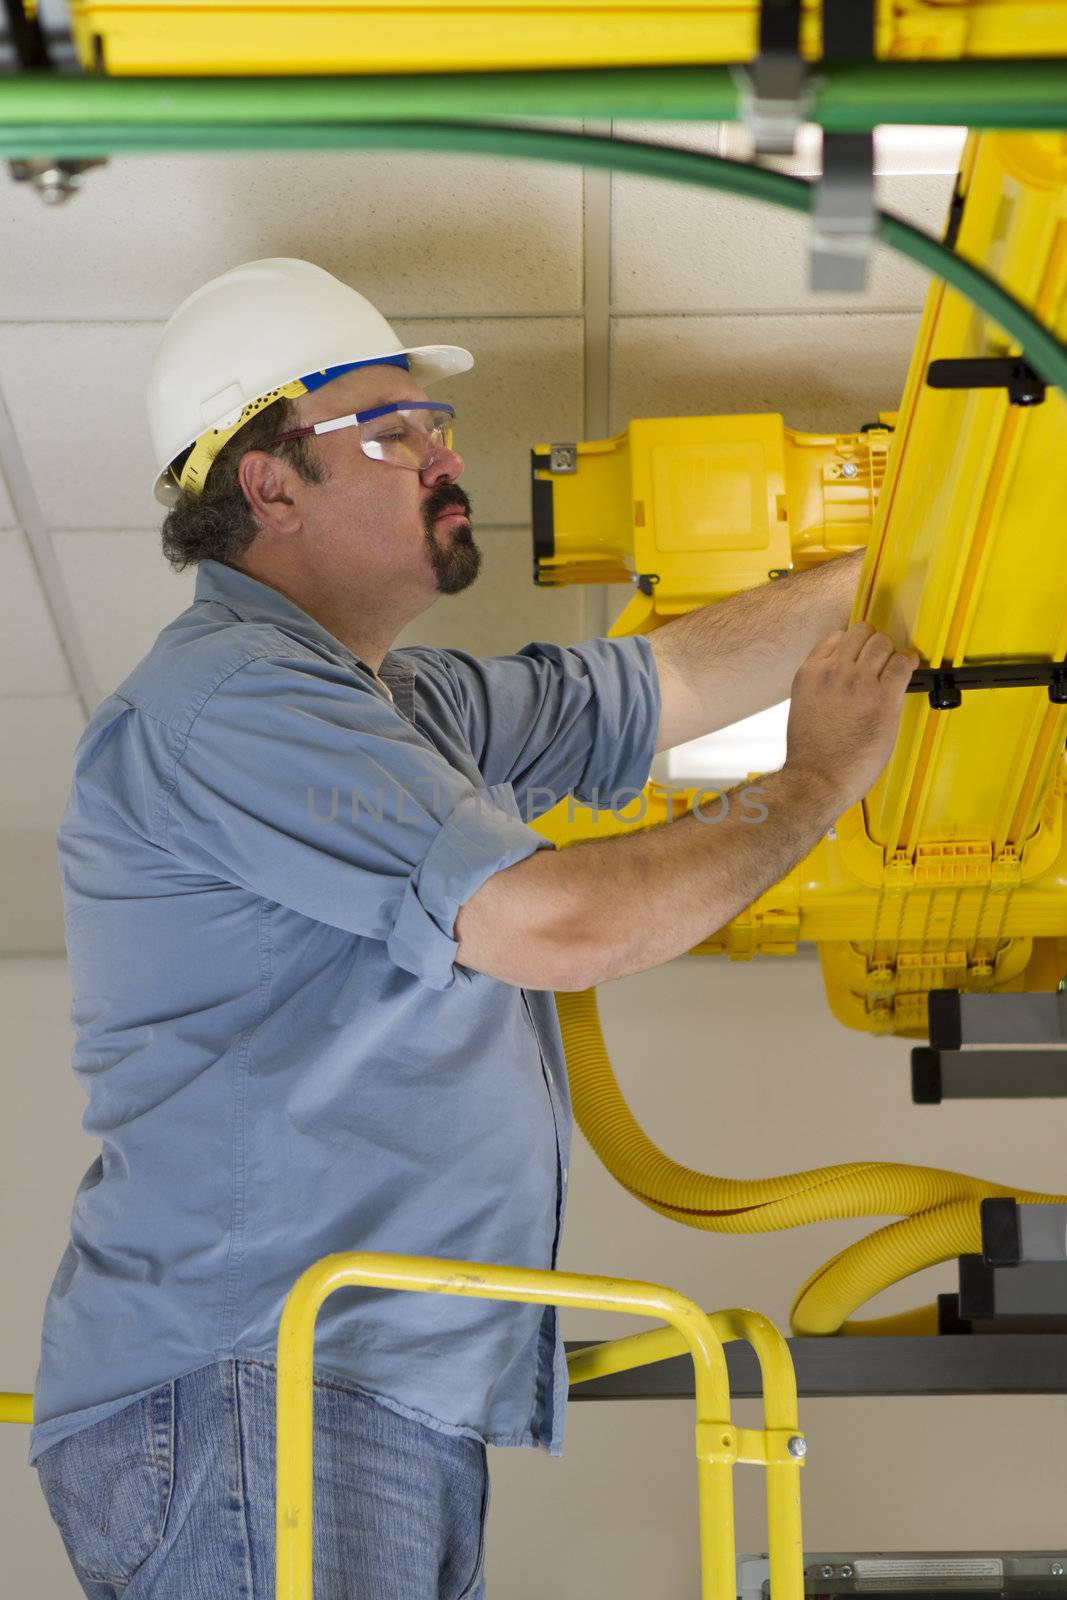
[402,632,662,820]
[161,652,553,990]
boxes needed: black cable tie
[926,357,1047,407]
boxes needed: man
[30,258,917,1599]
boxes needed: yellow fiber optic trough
[67,0,1067,77]
[533,129,1067,1040]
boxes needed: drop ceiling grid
[0,374,100,716]
[0,135,591,711]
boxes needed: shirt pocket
[34,1381,175,1587]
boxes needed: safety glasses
[272,401,456,472]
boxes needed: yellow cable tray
[532,129,1067,1040]
[68,0,1067,78]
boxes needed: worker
[28,257,918,1600]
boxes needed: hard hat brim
[152,340,474,507]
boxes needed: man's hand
[783,620,920,813]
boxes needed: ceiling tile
[0,530,72,695]
[0,316,581,531]
[51,532,196,697]
[0,152,583,319]
[612,121,954,314]
[0,323,161,527]
[611,311,920,436]
[394,524,584,658]
[0,695,85,831]
[394,317,583,525]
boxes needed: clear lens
[360,407,454,469]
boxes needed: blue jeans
[34,1357,490,1598]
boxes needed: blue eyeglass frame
[271,400,455,449]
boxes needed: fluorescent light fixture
[653,700,790,788]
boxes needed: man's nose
[421,444,464,485]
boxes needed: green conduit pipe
[3,118,1064,392]
[0,61,1066,128]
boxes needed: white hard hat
[147,257,474,506]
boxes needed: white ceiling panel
[51,531,195,699]
[0,530,72,696]
[0,695,85,831]
[612,121,955,314]
[611,311,920,437]
[392,316,583,525]
[0,322,161,527]
[0,316,581,530]
[395,524,585,659]
[0,152,584,319]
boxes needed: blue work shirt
[29,558,660,1466]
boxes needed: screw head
[840,460,859,479]
[840,1567,854,1580]
[33,167,78,204]
[787,1434,807,1458]
[819,1566,835,1581]
[1051,1564,1063,1577]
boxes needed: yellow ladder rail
[275,1252,806,1600]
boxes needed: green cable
[6,117,1063,393]
[0,61,1065,128]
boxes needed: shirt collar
[194,559,417,717]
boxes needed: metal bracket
[1,0,79,71]
[926,356,1047,407]
[810,132,876,292]
[913,990,1067,1105]
[809,2,877,292]
[960,1214,1067,1322]
[730,0,811,157]
[3,1,97,202]
[980,1199,1067,1271]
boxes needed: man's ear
[237,451,301,535]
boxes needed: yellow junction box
[69,0,1067,77]
[533,413,894,622]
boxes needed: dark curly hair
[160,396,330,572]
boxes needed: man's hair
[160,396,329,572]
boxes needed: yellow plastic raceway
[65,0,1067,77]
[535,128,1067,1042]
[530,124,1067,1338]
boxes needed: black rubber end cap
[928,989,962,1049]
[911,1047,943,1104]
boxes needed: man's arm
[648,548,865,753]
[454,614,918,991]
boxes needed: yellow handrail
[0,1392,32,1424]
[275,1252,805,1600]
[568,1305,804,1597]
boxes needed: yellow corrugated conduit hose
[555,987,1067,1337]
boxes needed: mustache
[427,489,472,521]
